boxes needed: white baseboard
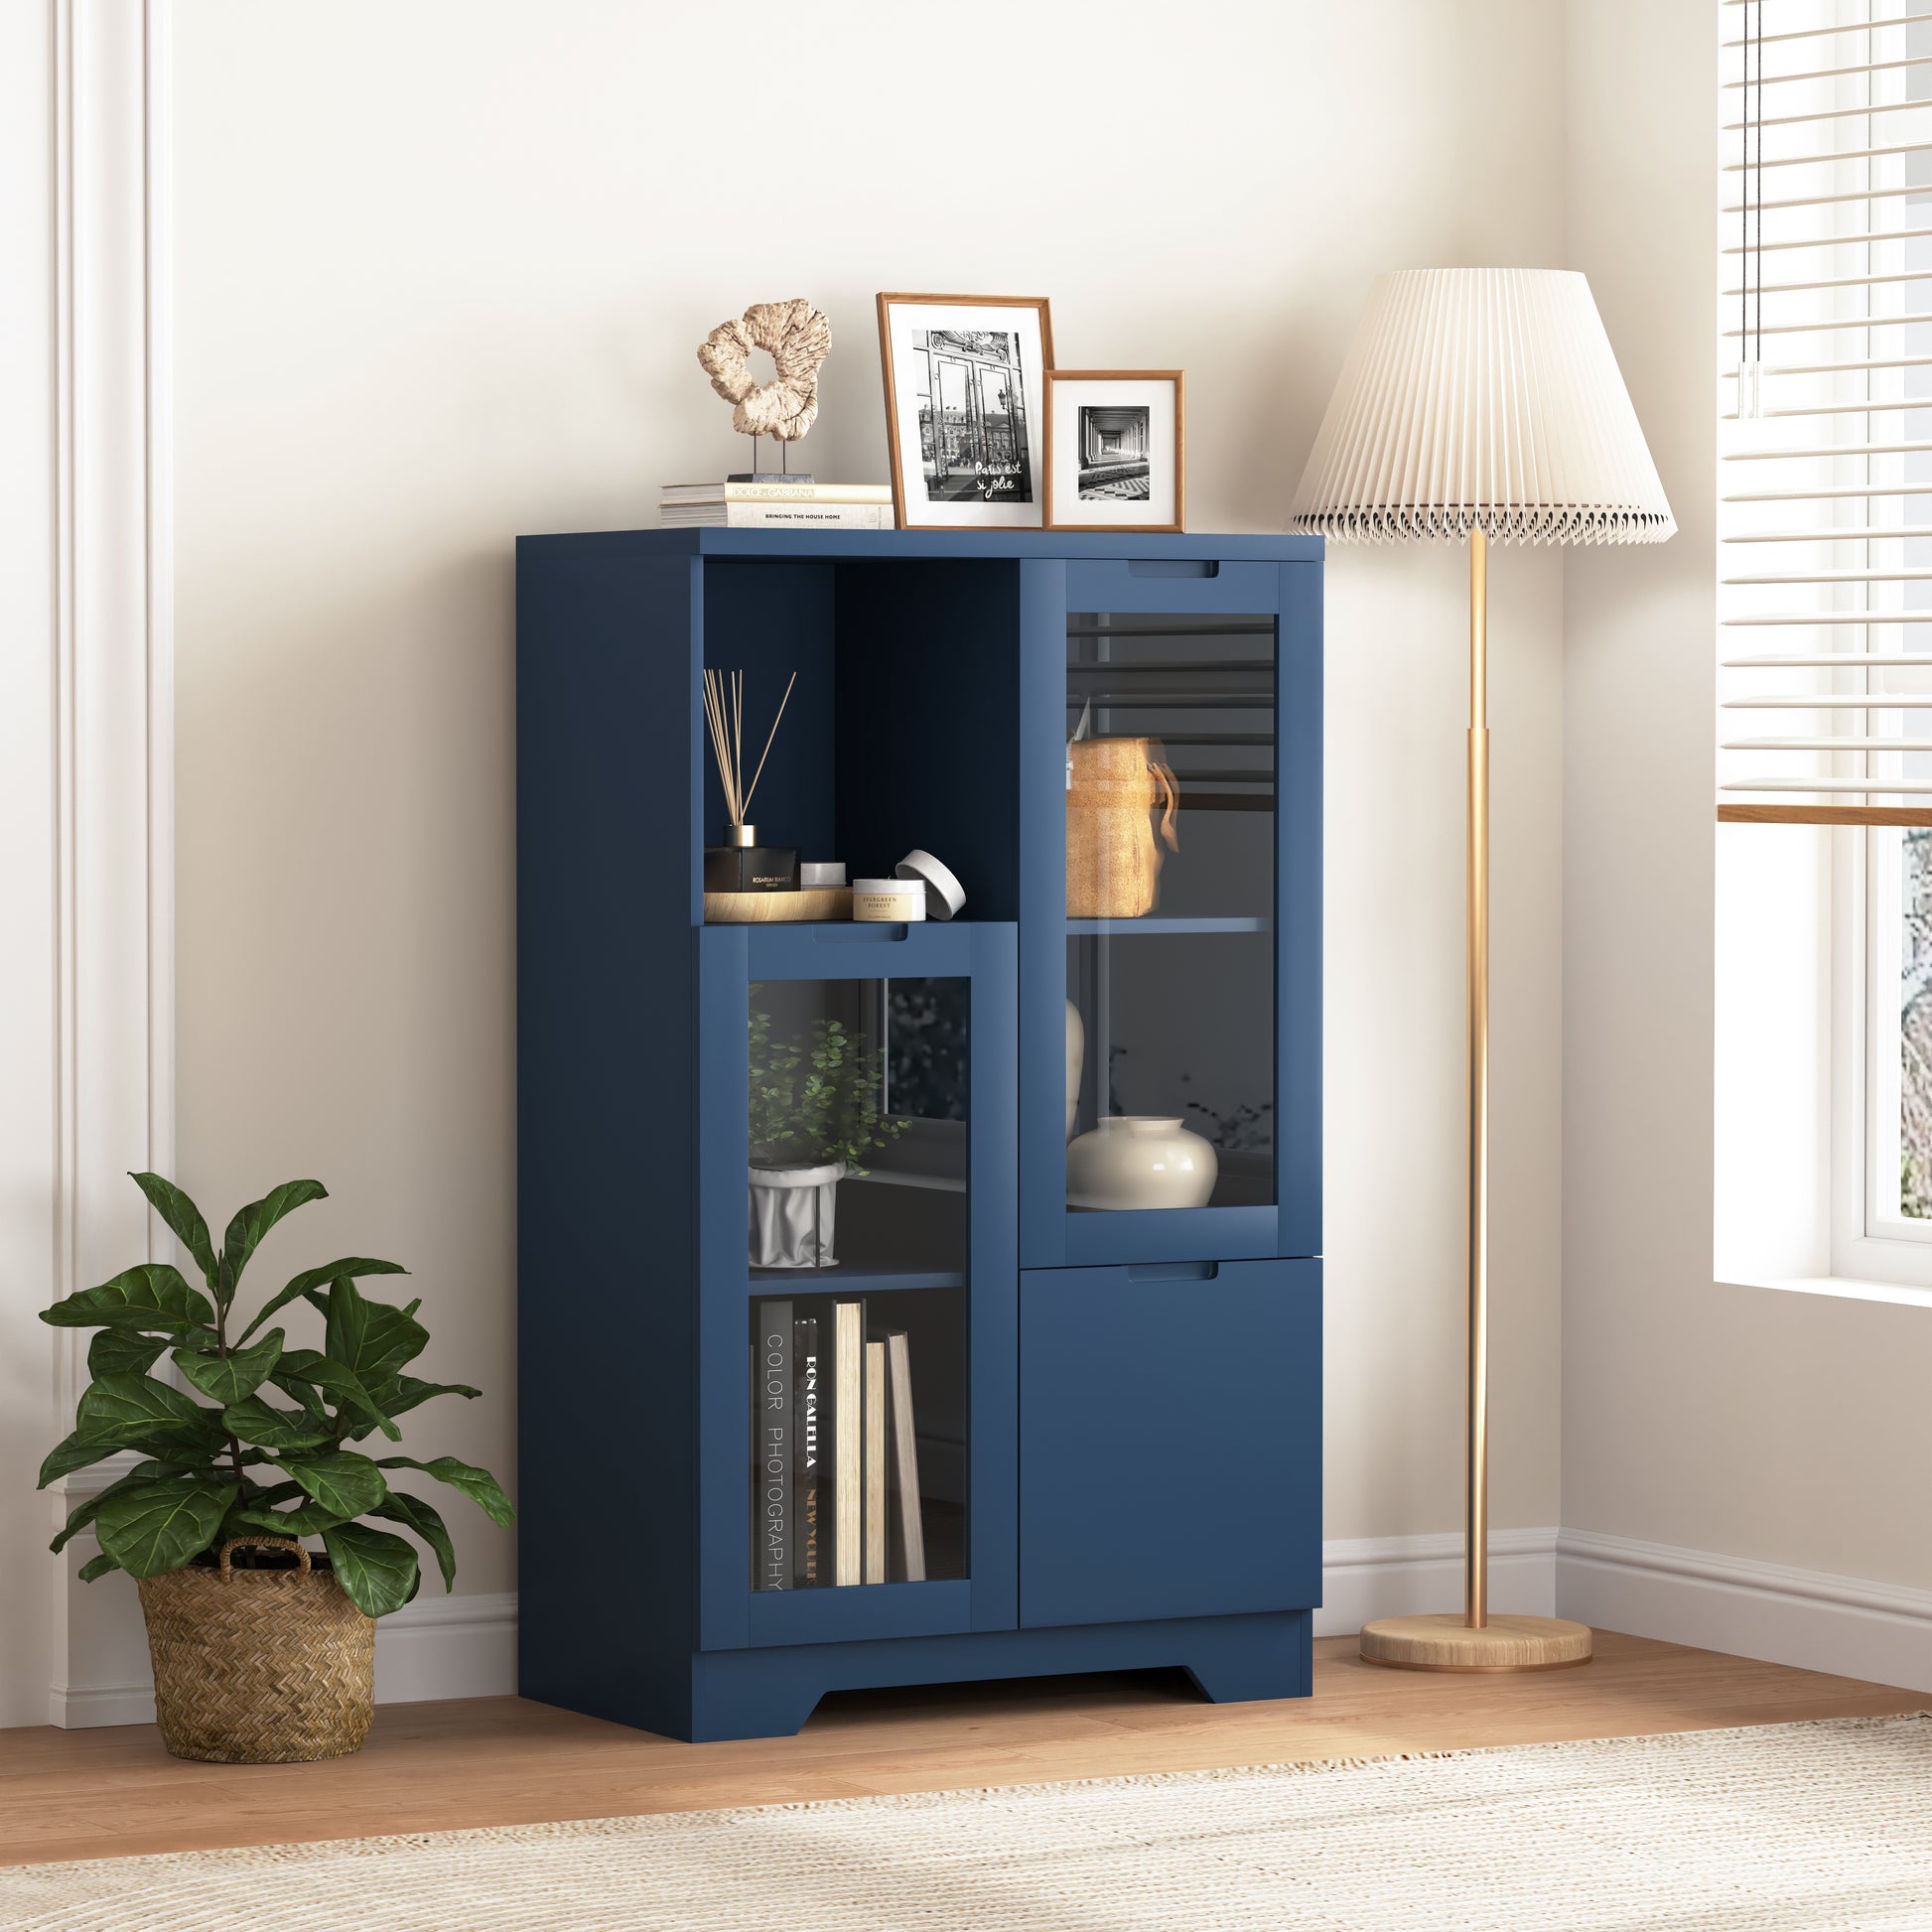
[48,1530,1932,1727]
[1556,1529,1932,1695]
[1316,1527,1558,1636]
[49,1590,520,1728]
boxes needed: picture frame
[876,294,1054,530]
[1043,370,1185,533]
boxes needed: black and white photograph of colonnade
[1077,405,1152,499]
[913,331,1033,503]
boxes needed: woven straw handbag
[1066,736,1180,918]
[136,1535,376,1763]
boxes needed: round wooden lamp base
[1359,1613,1593,1673]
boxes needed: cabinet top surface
[516,529,1323,563]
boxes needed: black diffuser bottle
[704,822,798,893]
[701,667,800,901]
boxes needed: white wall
[166,0,1571,1649]
[1562,0,1932,1639]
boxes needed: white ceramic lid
[894,848,966,919]
[852,879,920,896]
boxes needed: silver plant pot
[748,1161,843,1268]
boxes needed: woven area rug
[2,1715,1927,1931]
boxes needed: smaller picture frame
[1044,370,1185,533]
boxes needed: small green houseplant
[747,998,903,1267]
[38,1172,510,1760]
[749,1001,903,1175]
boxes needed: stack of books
[753,1296,926,1590]
[661,481,896,530]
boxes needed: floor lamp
[1290,269,1674,1672]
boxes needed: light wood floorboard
[0,1629,1921,1866]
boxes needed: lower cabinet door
[1019,1259,1319,1629]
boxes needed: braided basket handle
[217,1536,311,1581]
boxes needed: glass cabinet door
[1026,590,1311,1268]
[698,920,1019,1651]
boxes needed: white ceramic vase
[748,1161,843,1267]
[1064,1116,1217,1211]
[1064,999,1085,1142]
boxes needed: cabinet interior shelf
[745,1265,966,1292]
[1065,915,1271,935]
[1066,621,1277,638]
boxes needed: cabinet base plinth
[1358,1614,1592,1673]
[665,1610,1315,1742]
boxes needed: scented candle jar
[851,879,925,922]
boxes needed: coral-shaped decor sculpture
[697,299,832,444]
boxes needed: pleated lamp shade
[1288,268,1674,546]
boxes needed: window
[1719,0,1932,1286]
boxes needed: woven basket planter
[136,1536,375,1763]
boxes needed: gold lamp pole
[1289,271,1674,1673]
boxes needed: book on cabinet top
[661,482,894,504]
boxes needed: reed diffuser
[702,668,800,893]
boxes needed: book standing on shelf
[754,1302,791,1590]
[833,1300,865,1587]
[793,1315,821,1587]
[863,1340,888,1586]
[883,1330,927,1584]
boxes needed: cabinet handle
[1124,1261,1218,1282]
[1127,560,1219,580]
[811,924,911,944]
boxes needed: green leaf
[215,1178,327,1309]
[369,1490,457,1591]
[174,1329,284,1407]
[94,1474,236,1579]
[41,1264,213,1336]
[127,1172,218,1285]
[38,1431,115,1487]
[234,1498,351,1536]
[236,1256,408,1345]
[275,1350,399,1439]
[49,1459,184,1553]
[321,1520,419,1618]
[267,1370,333,1428]
[75,1374,223,1454]
[76,1552,120,1583]
[87,1328,171,1379]
[345,1376,479,1439]
[325,1275,429,1387]
[281,1450,388,1522]
[40,1429,215,1488]
[222,1392,333,1451]
[374,1454,513,1526]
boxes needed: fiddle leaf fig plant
[38,1173,511,1618]
[748,994,905,1175]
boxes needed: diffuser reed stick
[702,668,795,828]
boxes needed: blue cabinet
[516,529,1321,1741]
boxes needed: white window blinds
[1721,0,1932,825]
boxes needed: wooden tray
[704,887,853,924]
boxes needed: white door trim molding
[41,0,176,1727]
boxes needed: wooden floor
[0,1629,1921,1866]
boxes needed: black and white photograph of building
[1076,406,1152,500]
[913,331,1033,503]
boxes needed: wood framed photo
[876,294,1054,530]
[1044,370,1185,532]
